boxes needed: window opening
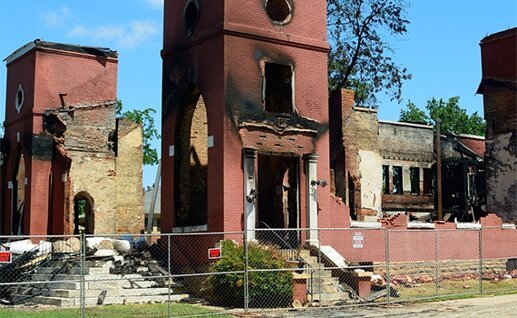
[265,0,292,24]
[15,84,24,113]
[264,62,293,114]
[12,152,25,235]
[184,0,200,36]
[423,168,433,195]
[73,192,94,234]
[392,166,403,194]
[382,165,390,194]
[410,167,420,195]
[175,92,208,227]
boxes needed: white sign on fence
[353,232,364,248]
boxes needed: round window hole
[266,0,292,24]
[15,84,24,113]
[184,0,200,36]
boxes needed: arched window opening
[175,91,208,228]
[12,152,25,235]
[73,192,94,234]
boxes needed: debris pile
[0,237,184,306]
[369,270,517,291]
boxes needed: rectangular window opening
[410,167,420,195]
[392,166,403,194]
[382,165,390,194]
[423,168,433,195]
[264,62,293,114]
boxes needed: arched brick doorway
[73,192,94,234]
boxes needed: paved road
[261,294,517,317]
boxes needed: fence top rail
[0,234,80,239]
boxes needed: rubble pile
[370,270,517,290]
[0,237,188,306]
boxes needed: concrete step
[88,279,158,290]
[31,296,76,307]
[31,293,189,307]
[312,291,350,303]
[308,276,339,284]
[298,249,311,258]
[309,284,340,294]
[36,266,111,275]
[37,279,157,290]
[42,281,81,290]
[305,269,333,278]
[38,289,107,298]
[33,287,173,298]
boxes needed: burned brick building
[160,0,348,246]
[330,89,486,222]
[478,28,517,223]
[0,40,144,236]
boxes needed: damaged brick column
[304,153,319,244]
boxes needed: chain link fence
[0,227,516,317]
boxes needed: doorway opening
[257,154,299,248]
[73,192,94,234]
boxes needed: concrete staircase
[14,256,188,307]
[298,249,350,306]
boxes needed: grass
[0,303,231,318]
[396,278,517,301]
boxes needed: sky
[1,0,516,187]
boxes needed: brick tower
[161,0,338,244]
[1,40,144,236]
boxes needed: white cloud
[146,0,164,9]
[66,20,158,49]
[40,6,72,27]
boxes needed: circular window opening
[266,0,292,24]
[184,0,200,36]
[15,84,24,113]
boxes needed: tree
[399,97,486,136]
[117,101,160,165]
[399,100,428,124]
[327,0,412,106]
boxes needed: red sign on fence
[208,247,222,260]
[0,251,12,263]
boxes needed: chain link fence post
[168,234,172,318]
[244,228,249,312]
[80,231,86,318]
[479,227,483,295]
[435,230,439,297]
[384,227,391,304]
[317,228,322,307]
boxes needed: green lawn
[0,303,231,318]
[396,278,517,300]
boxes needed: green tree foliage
[117,101,160,165]
[399,97,486,136]
[399,100,429,124]
[209,240,293,308]
[327,0,412,106]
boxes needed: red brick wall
[320,215,517,263]
[1,46,118,235]
[34,49,117,112]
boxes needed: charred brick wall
[161,0,340,235]
[57,104,144,234]
[479,28,517,223]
